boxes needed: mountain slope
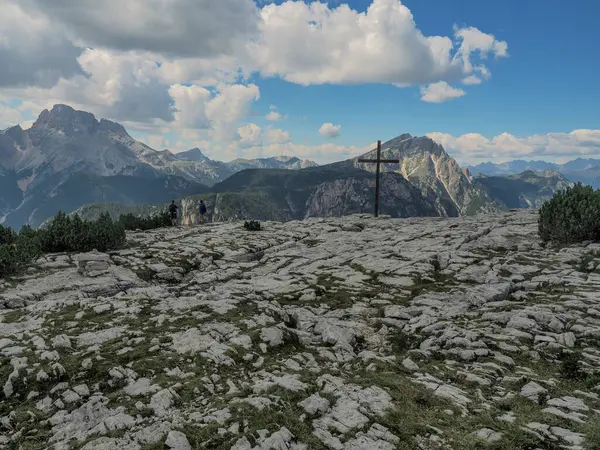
[0,105,209,227]
[344,134,499,216]
[468,158,600,189]
[0,104,319,228]
[475,169,572,209]
[209,165,439,220]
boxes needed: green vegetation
[539,183,600,244]
[243,220,262,231]
[0,224,43,278]
[0,209,175,278]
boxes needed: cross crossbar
[356,140,400,217]
[357,159,400,164]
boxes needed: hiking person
[198,199,207,225]
[169,200,179,226]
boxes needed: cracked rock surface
[1,210,600,449]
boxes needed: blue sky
[0,0,599,164]
[247,0,600,156]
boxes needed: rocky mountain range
[476,169,572,209]
[72,150,571,227]
[0,105,316,228]
[0,104,576,228]
[469,158,600,189]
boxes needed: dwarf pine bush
[538,183,600,244]
[244,220,261,231]
[118,211,173,231]
[0,209,177,278]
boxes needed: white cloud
[25,0,259,58]
[266,127,290,144]
[427,130,600,165]
[319,123,342,139]
[420,81,465,103]
[201,140,374,164]
[462,75,482,85]
[204,84,260,140]
[0,1,84,88]
[249,0,507,89]
[0,0,511,155]
[169,84,212,129]
[238,123,262,146]
[266,111,282,121]
[0,104,24,129]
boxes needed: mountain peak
[174,148,210,162]
[32,104,99,135]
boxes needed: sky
[0,0,599,166]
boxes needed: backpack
[169,203,177,213]
[199,203,207,214]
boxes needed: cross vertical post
[358,140,400,218]
[374,140,382,217]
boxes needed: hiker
[169,200,179,226]
[198,199,207,225]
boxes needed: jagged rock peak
[31,104,128,137]
[174,148,210,162]
[381,133,445,157]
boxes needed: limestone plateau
[1,210,599,449]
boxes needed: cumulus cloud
[201,140,375,164]
[249,0,507,88]
[168,83,261,141]
[25,0,259,58]
[266,111,282,121]
[0,0,511,155]
[266,127,291,144]
[420,82,466,103]
[0,1,84,88]
[462,75,482,85]
[238,123,263,146]
[319,123,342,139]
[0,104,25,129]
[204,84,261,140]
[427,130,600,164]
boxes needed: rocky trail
[1,211,600,449]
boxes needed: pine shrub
[38,211,126,253]
[0,225,43,277]
[0,209,179,278]
[244,220,261,231]
[538,183,600,244]
[118,211,172,231]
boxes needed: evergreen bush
[38,211,126,253]
[1,209,173,278]
[244,220,261,231]
[118,211,172,230]
[0,225,43,277]
[538,183,600,244]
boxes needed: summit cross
[357,140,400,218]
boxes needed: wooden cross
[358,140,400,217]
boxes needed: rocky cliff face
[351,134,499,216]
[305,173,438,218]
[2,211,600,449]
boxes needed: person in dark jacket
[169,200,179,226]
[198,200,207,225]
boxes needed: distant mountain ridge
[0,104,317,227]
[73,135,570,225]
[476,169,572,209]
[468,158,600,189]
